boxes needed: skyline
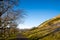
[17,0,60,29]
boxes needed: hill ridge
[23,15,60,40]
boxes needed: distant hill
[23,15,60,40]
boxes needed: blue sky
[17,0,60,29]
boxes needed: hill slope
[23,15,60,40]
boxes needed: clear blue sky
[17,0,60,29]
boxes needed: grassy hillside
[22,15,60,40]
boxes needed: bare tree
[0,0,24,40]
